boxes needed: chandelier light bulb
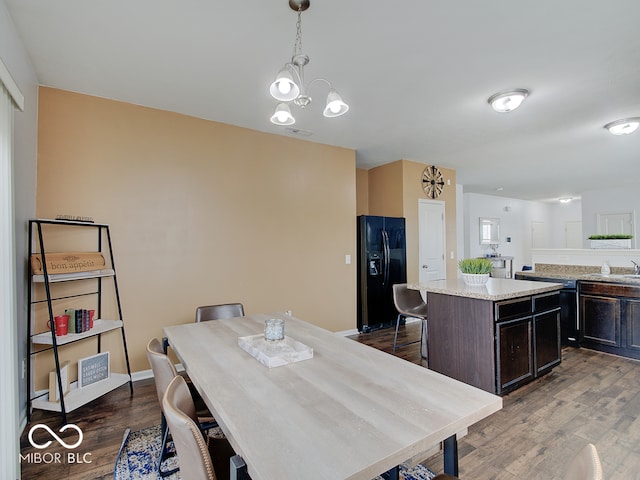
[604,118,640,135]
[279,81,291,95]
[270,68,300,102]
[323,89,349,118]
[270,103,296,126]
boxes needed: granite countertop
[515,265,640,286]
[408,278,563,301]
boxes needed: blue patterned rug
[114,425,179,480]
[114,425,435,480]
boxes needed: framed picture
[48,360,70,402]
[78,351,110,388]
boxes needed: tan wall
[367,162,404,217]
[36,87,357,375]
[355,168,369,215]
[401,161,457,281]
[364,160,457,283]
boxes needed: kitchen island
[409,278,563,395]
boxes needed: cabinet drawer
[533,292,560,313]
[580,281,640,298]
[495,297,532,321]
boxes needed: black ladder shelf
[27,218,133,424]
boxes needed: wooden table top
[164,313,502,480]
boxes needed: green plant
[458,258,493,274]
[588,234,633,240]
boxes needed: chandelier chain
[292,6,303,58]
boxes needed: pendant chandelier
[269,0,349,126]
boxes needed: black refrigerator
[357,215,407,332]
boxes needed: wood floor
[20,322,640,479]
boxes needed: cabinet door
[534,309,561,375]
[626,299,640,352]
[497,318,533,394]
[581,295,621,347]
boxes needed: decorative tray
[238,334,313,368]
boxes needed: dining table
[163,312,502,480]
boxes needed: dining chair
[163,375,237,480]
[146,337,217,477]
[392,283,428,359]
[426,443,603,480]
[196,303,245,322]
[564,443,603,480]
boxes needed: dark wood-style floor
[20,322,640,479]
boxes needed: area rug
[114,425,179,480]
[114,425,435,480]
[373,463,436,480]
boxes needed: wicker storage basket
[462,273,490,286]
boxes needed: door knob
[422,265,429,269]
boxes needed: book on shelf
[75,309,82,333]
[65,308,76,333]
[64,308,94,334]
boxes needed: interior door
[419,200,446,283]
[531,221,548,249]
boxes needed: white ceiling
[5,0,640,202]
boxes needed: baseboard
[336,328,359,336]
[337,318,420,337]
[131,369,154,382]
[132,363,185,383]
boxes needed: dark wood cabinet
[534,309,562,375]
[579,281,640,360]
[581,294,620,347]
[494,291,560,394]
[497,318,533,393]
[428,289,561,395]
[627,299,640,352]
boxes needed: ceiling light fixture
[604,118,640,135]
[558,197,572,203]
[269,0,349,126]
[487,89,529,113]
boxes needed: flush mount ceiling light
[604,118,640,135]
[558,197,573,203]
[487,89,529,113]
[269,0,349,126]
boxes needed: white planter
[590,239,632,249]
[461,273,490,286]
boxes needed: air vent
[285,127,313,136]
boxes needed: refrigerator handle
[382,230,390,286]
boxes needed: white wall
[1,0,39,424]
[581,186,639,248]
[462,192,556,273]
[459,187,638,273]
[550,199,582,248]
[531,249,640,269]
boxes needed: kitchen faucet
[632,260,640,275]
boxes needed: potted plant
[588,234,633,249]
[458,258,493,286]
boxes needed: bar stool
[392,283,428,359]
